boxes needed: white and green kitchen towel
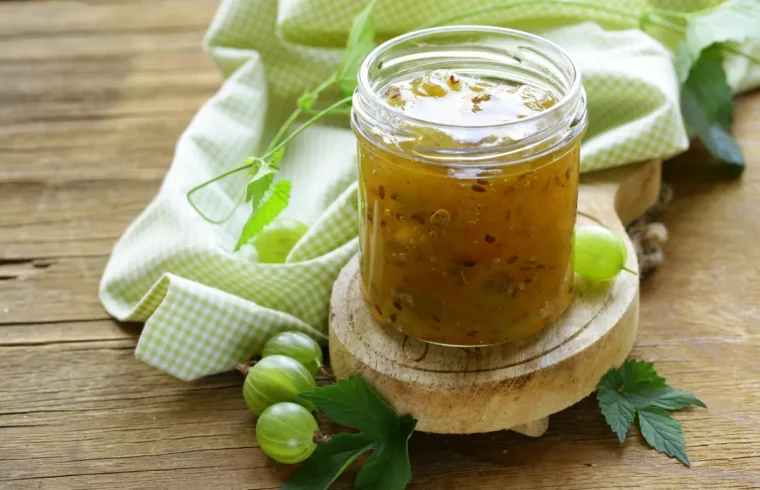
[100,0,760,380]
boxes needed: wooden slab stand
[329,160,661,435]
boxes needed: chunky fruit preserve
[352,27,587,346]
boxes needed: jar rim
[355,25,584,132]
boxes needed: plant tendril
[263,96,353,159]
[267,107,303,154]
[188,97,352,224]
[187,163,256,223]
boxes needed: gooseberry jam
[352,27,587,346]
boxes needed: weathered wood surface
[1,0,760,488]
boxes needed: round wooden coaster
[329,160,661,435]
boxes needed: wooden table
[2,1,759,488]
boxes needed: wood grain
[1,0,760,488]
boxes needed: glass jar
[351,26,587,346]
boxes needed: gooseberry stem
[235,361,256,376]
[313,431,332,445]
[318,365,336,379]
[623,266,638,276]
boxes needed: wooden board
[2,0,760,488]
[330,160,660,435]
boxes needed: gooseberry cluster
[244,225,629,466]
[240,332,324,464]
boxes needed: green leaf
[648,386,707,410]
[637,406,690,466]
[336,0,377,97]
[235,180,291,251]
[285,377,418,490]
[680,0,760,81]
[680,44,744,174]
[621,359,667,393]
[597,367,635,442]
[299,376,400,439]
[622,388,706,412]
[244,150,283,203]
[673,42,695,85]
[245,161,274,204]
[355,416,417,490]
[281,433,374,490]
[671,0,756,172]
[598,389,636,444]
[597,366,623,395]
[597,360,704,466]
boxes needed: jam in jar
[351,27,587,346]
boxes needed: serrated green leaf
[235,180,291,250]
[598,389,636,444]
[244,160,275,204]
[681,44,744,173]
[336,0,377,97]
[282,420,416,490]
[597,360,705,466]
[244,150,283,204]
[621,359,667,393]
[638,388,707,411]
[355,416,417,490]
[300,376,400,439]
[597,366,635,443]
[281,432,374,490]
[637,406,690,466]
[597,366,624,395]
[285,377,418,490]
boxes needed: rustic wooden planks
[1,0,760,488]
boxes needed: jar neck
[352,26,587,167]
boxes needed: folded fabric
[100,0,759,380]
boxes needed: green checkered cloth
[100,0,759,381]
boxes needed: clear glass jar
[351,26,587,346]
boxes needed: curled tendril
[186,163,252,224]
[186,97,353,225]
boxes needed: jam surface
[385,69,556,126]
[357,69,580,346]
